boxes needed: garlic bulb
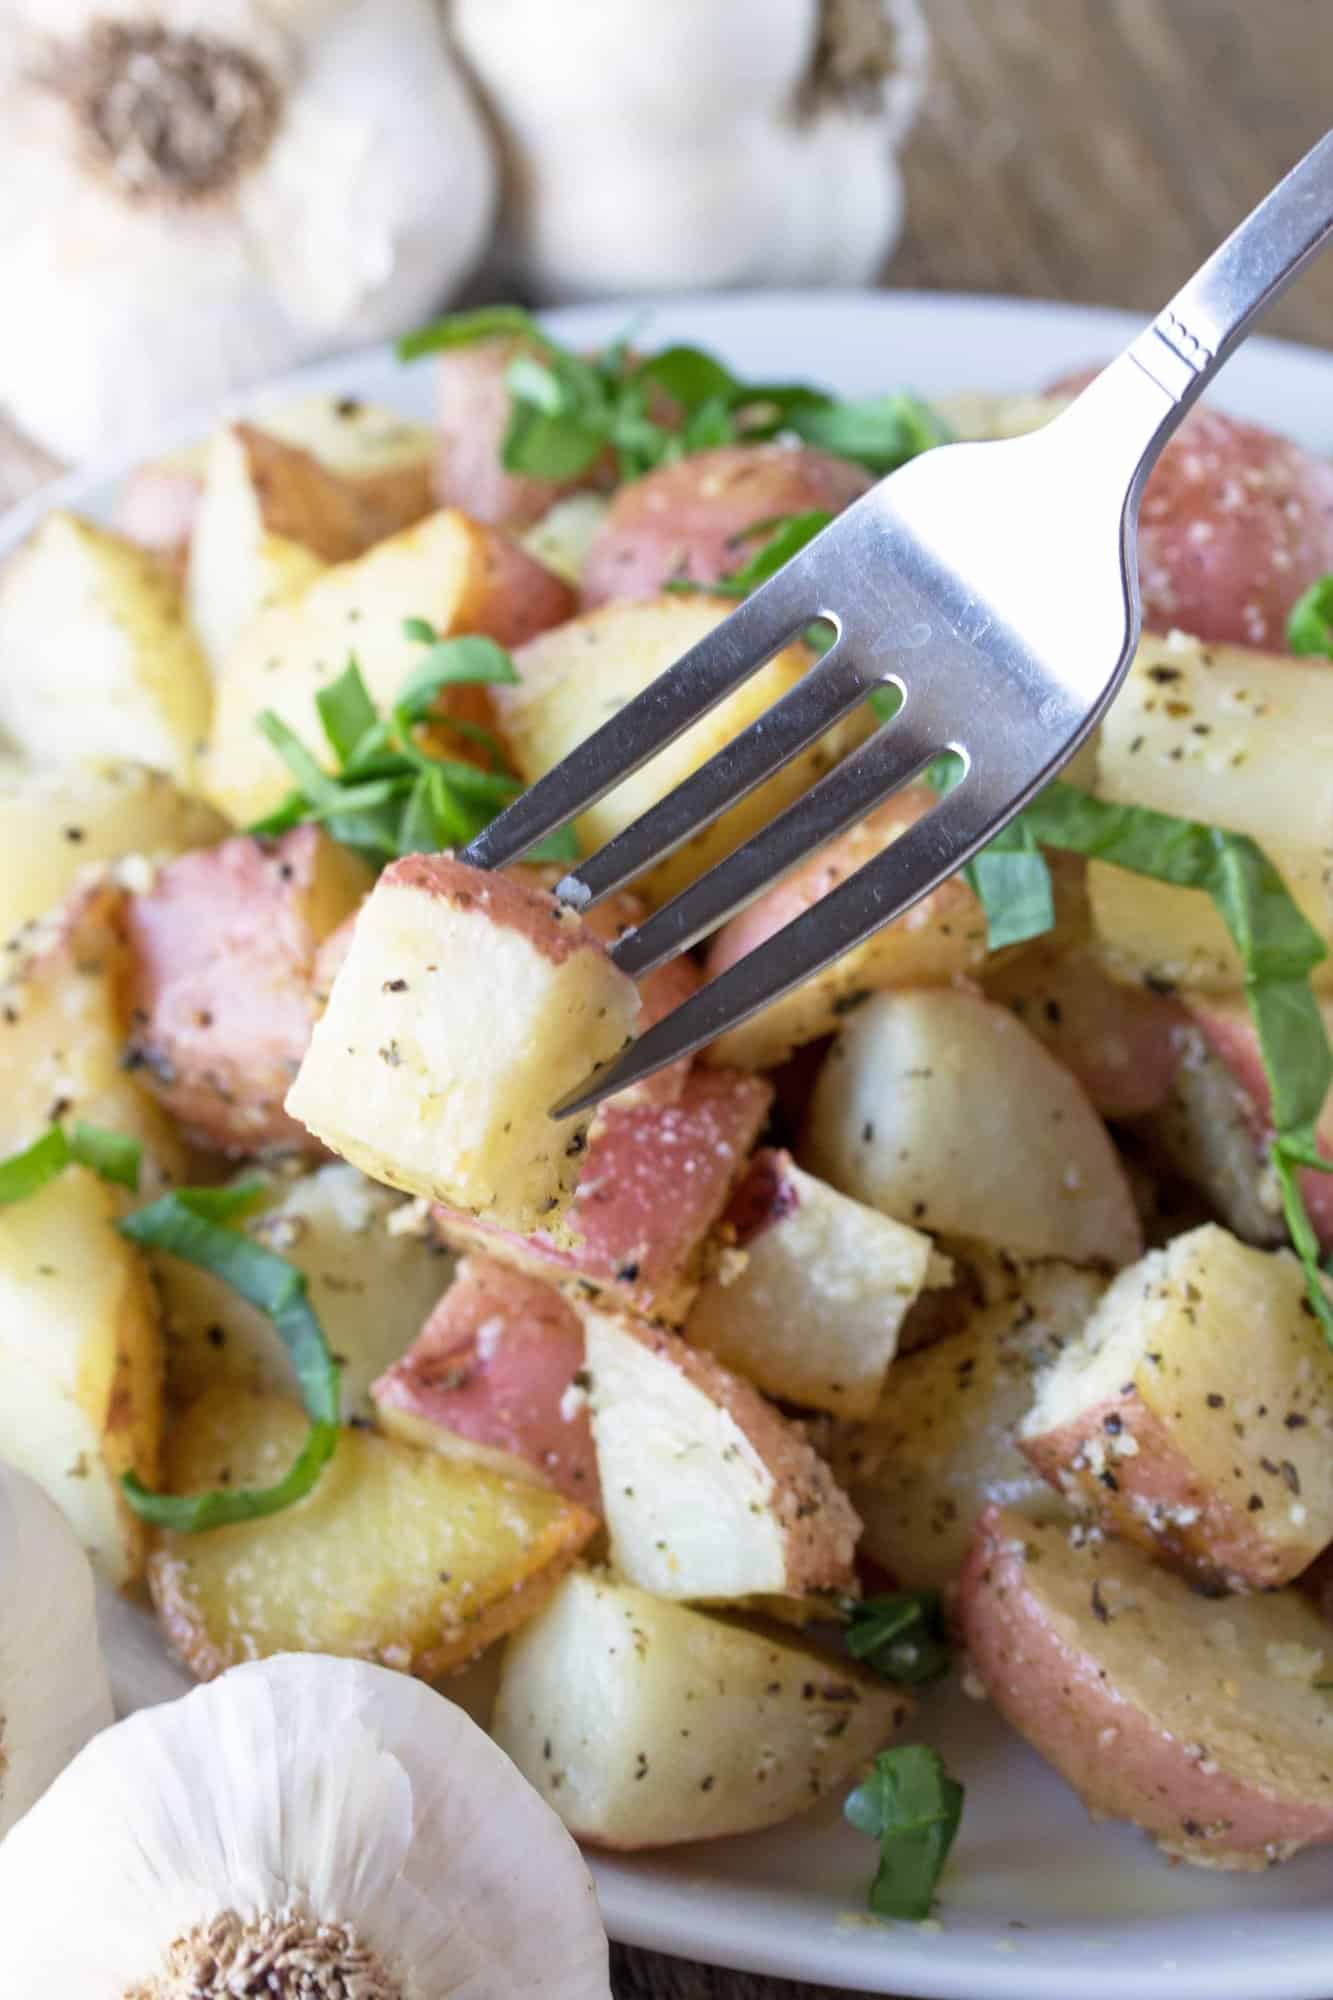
[453,0,929,300]
[0,0,498,459]
[0,1653,611,1996]
[0,1459,114,1840]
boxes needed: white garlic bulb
[0,1652,611,1995]
[453,0,928,300]
[0,1459,114,1840]
[0,0,498,459]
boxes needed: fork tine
[461,556,824,873]
[551,772,1008,1118]
[557,639,878,911]
[608,702,938,981]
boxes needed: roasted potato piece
[0,512,211,785]
[253,392,436,535]
[373,1255,598,1507]
[583,1302,859,1602]
[805,989,1143,1267]
[0,1170,162,1587]
[203,508,574,824]
[435,1065,772,1326]
[286,855,640,1230]
[493,1571,910,1849]
[126,826,372,1156]
[1134,1022,1288,1249]
[519,493,612,586]
[1090,631,1333,991]
[579,442,871,606]
[0,878,185,1198]
[0,759,226,944]
[497,596,868,905]
[687,1149,938,1417]
[828,1262,1106,1590]
[961,1506,1333,1869]
[157,1163,451,1418]
[1020,1224,1333,1588]
[149,1385,598,1680]
[433,337,615,529]
[703,790,986,1071]
[113,443,208,572]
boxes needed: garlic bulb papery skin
[0,1652,612,1997]
[0,1459,114,1840]
[452,0,929,301]
[0,0,498,460]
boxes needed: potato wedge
[961,1506,1333,1869]
[0,1169,162,1587]
[149,1384,597,1680]
[286,855,640,1230]
[1134,1022,1287,1249]
[805,989,1143,1266]
[373,1255,598,1507]
[203,508,575,824]
[0,878,185,1198]
[433,337,615,529]
[498,596,868,905]
[1020,1225,1333,1588]
[157,1163,451,1418]
[187,424,375,670]
[253,392,436,535]
[0,512,211,785]
[0,760,226,944]
[582,1303,859,1601]
[703,790,986,1071]
[828,1262,1106,1590]
[687,1149,937,1417]
[126,826,372,1156]
[435,1065,771,1326]
[1090,631,1333,991]
[493,1572,909,1849]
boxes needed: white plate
[11,290,1333,2000]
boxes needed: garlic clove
[0,1652,611,1996]
[0,1459,114,1840]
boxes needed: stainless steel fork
[464,131,1333,1115]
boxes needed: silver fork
[464,131,1333,1116]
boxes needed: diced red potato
[125,827,373,1156]
[435,1065,773,1326]
[1049,372,1333,649]
[961,1506,1333,1870]
[373,1256,599,1509]
[1187,993,1333,1254]
[1136,1027,1288,1249]
[579,442,872,607]
[704,790,987,1071]
[433,338,617,529]
[1019,1224,1333,1590]
[686,1149,938,1417]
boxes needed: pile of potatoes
[0,342,1332,1872]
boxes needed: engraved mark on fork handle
[1129,309,1217,405]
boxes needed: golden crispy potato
[149,1384,598,1680]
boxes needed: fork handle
[1128,127,1333,411]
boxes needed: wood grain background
[0,3,1327,1995]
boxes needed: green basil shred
[397,306,946,483]
[118,1181,341,1530]
[845,1745,965,1920]
[250,622,577,867]
[1286,574,1333,657]
[0,1121,142,1204]
[843,1591,952,1686]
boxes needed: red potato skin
[1050,370,1333,649]
[112,463,202,573]
[580,442,872,608]
[435,1066,773,1325]
[373,1256,600,1508]
[125,826,368,1155]
[985,942,1190,1120]
[434,339,617,529]
[1020,1386,1308,1590]
[1188,995,1333,1254]
[960,1506,1333,1865]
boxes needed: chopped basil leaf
[1286,574,1333,657]
[395,631,519,717]
[965,824,1057,951]
[844,1591,952,1685]
[118,1186,342,1530]
[845,1745,964,1920]
[315,660,379,766]
[665,511,834,603]
[526,821,582,865]
[395,303,551,363]
[0,1121,143,1205]
[788,392,951,475]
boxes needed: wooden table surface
[0,4,1327,1995]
